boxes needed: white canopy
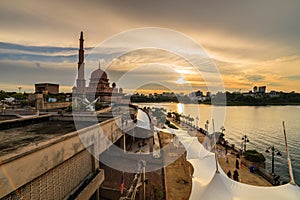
[136,108,151,130]
[164,128,300,200]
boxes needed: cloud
[1,0,300,93]
[286,75,300,80]
[0,42,80,54]
[0,60,77,89]
[0,42,77,63]
[245,75,265,82]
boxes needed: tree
[0,90,8,100]
[244,150,266,163]
[11,93,27,100]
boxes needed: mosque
[72,32,123,104]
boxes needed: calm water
[138,103,300,185]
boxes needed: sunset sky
[1,0,300,94]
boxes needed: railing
[119,160,145,200]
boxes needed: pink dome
[90,68,107,80]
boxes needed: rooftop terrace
[0,121,76,156]
[0,111,114,157]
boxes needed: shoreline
[167,117,272,187]
[135,101,300,106]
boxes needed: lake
[137,102,300,185]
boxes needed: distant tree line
[130,91,300,106]
[213,91,300,106]
[130,93,196,104]
[0,90,28,101]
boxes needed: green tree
[0,90,8,100]
[11,93,27,100]
[244,150,266,163]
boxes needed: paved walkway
[160,132,192,200]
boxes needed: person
[227,170,232,178]
[225,140,229,154]
[226,157,229,164]
[138,142,142,148]
[236,159,239,169]
[274,175,280,185]
[233,169,239,182]
[128,142,132,151]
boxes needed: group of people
[227,169,240,182]
[226,154,241,182]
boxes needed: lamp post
[17,86,22,93]
[205,120,209,132]
[220,126,225,143]
[241,135,250,154]
[266,146,282,174]
[220,126,225,133]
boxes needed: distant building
[162,92,175,97]
[269,90,279,98]
[258,86,266,93]
[253,86,258,93]
[85,63,121,103]
[72,32,123,103]
[178,92,185,97]
[35,83,59,94]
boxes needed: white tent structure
[136,108,151,130]
[163,128,300,200]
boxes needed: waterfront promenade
[177,118,271,186]
[163,117,271,199]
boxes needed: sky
[1,0,300,94]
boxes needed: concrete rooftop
[0,121,77,157]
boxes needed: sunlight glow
[177,77,186,84]
[175,69,192,74]
[177,103,184,114]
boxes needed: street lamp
[220,126,225,133]
[220,126,226,143]
[241,135,250,153]
[265,146,282,174]
[205,120,209,132]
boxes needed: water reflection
[137,102,300,185]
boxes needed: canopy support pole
[282,121,296,185]
[212,119,219,173]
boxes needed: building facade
[0,115,125,200]
[35,83,59,94]
[72,32,123,104]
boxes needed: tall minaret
[76,31,86,96]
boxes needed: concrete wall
[43,102,71,110]
[0,114,19,121]
[0,115,51,130]
[2,109,37,116]
[53,113,114,123]
[0,116,123,199]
